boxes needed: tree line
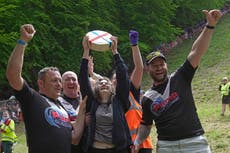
[0,0,228,98]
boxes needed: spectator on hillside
[133,9,222,153]
[0,110,17,153]
[6,24,86,153]
[7,96,20,124]
[8,96,16,101]
[218,77,230,116]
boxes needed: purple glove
[129,30,138,46]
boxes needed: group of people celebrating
[5,9,222,153]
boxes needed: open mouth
[67,86,75,89]
[101,87,108,90]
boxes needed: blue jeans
[157,135,211,153]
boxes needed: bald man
[59,71,81,122]
[58,71,83,153]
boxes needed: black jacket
[79,54,132,152]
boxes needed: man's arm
[82,36,90,59]
[133,124,152,153]
[188,9,222,68]
[71,96,87,145]
[6,24,36,91]
[88,56,103,80]
[129,30,143,89]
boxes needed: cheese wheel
[86,30,112,51]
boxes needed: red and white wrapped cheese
[86,30,112,51]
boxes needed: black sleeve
[140,97,154,126]
[175,59,196,84]
[114,54,130,111]
[79,58,94,112]
[13,81,34,106]
[218,85,221,91]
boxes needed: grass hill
[13,13,230,153]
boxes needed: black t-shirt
[58,95,82,153]
[58,95,80,121]
[14,82,72,153]
[62,95,80,110]
[141,60,204,140]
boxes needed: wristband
[206,25,215,29]
[17,39,27,46]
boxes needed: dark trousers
[88,147,129,153]
[139,148,152,153]
[2,141,13,153]
[71,144,83,153]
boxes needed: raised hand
[203,9,222,27]
[82,36,90,58]
[82,36,90,51]
[129,30,139,46]
[110,36,118,55]
[20,24,36,42]
[88,56,94,75]
[71,96,87,145]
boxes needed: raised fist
[129,30,138,46]
[203,9,222,27]
[20,24,36,42]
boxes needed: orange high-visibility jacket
[125,92,153,149]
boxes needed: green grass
[14,123,27,153]
[13,13,230,153]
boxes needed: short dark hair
[38,67,60,80]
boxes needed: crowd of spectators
[156,3,230,53]
[0,96,22,124]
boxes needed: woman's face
[94,77,115,102]
[98,79,113,94]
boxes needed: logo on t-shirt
[144,76,179,117]
[45,107,71,128]
[42,96,72,129]
[58,97,78,121]
[150,92,179,116]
